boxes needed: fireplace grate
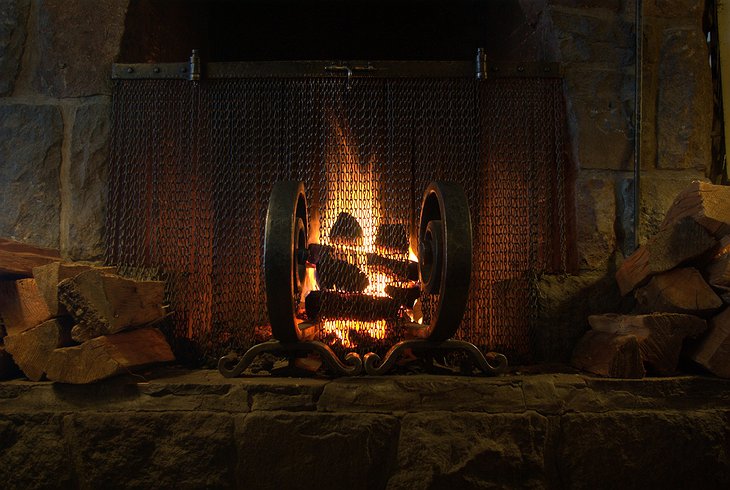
[108,75,568,363]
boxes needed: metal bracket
[363,339,508,376]
[218,340,363,377]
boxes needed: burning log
[571,330,645,378]
[374,223,409,253]
[45,327,175,384]
[0,278,53,336]
[0,237,61,278]
[32,262,117,316]
[385,282,420,308]
[366,253,419,281]
[304,290,400,322]
[58,269,166,342]
[308,244,369,292]
[330,212,363,245]
[3,318,75,381]
[634,268,722,316]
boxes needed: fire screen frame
[108,55,570,365]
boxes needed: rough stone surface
[0,0,30,96]
[656,27,712,171]
[32,0,128,97]
[63,411,235,489]
[0,103,62,248]
[576,172,616,270]
[388,412,550,489]
[644,0,704,19]
[550,6,633,65]
[559,410,730,489]
[236,412,399,490]
[0,413,74,489]
[62,97,111,260]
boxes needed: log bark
[45,327,175,384]
[615,216,717,295]
[690,307,730,378]
[58,270,165,342]
[32,262,117,316]
[588,313,707,375]
[305,290,401,322]
[0,237,61,278]
[366,253,419,281]
[706,236,730,288]
[330,212,363,245]
[308,244,369,292]
[661,181,730,238]
[635,268,722,316]
[0,278,53,336]
[3,318,74,381]
[374,223,409,253]
[571,330,645,378]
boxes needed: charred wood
[305,290,400,322]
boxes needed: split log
[366,253,419,281]
[635,268,722,316]
[385,282,420,308]
[0,237,61,278]
[374,224,409,253]
[690,307,730,378]
[45,327,175,384]
[615,216,717,295]
[58,270,166,342]
[571,330,645,378]
[588,313,707,375]
[32,262,117,316]
[308,244,369,292]
[0,346,22,380]
[330,212,363,245]
[661,181,730,238]
[706,236,730,288]
[0,279,53,336]
[3,318,74,381]
[305,290,401,322]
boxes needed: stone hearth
[2,371,730,489]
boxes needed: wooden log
[0,346,22,380]
[661,181,730,238]
[571,330,645,378]
[58,270,166,342]
[384,282,420,308]
[305,290,401,322]
[374,223,409,253]
[3,318,74,381]
[45,327,175,384]
[0,279,53,336]
[588,313,707,375]
[690,307,730,378]
[706,235,730,288]
[308,244,369,292]
[366,253,419,281]
[635,268,722,316]
[32,262,117,316]
[615,216,717,295]
[330,212,363,245]
[0,237,61,278]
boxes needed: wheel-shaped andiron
[418,181,473,341]
[264,181,308,343]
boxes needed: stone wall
[1,371,730,489]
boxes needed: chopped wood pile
[574,181,730,378]
[0,239,174,383]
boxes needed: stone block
[63,411,236,489]
[644,0,704,19]
[550,7,633,65]
[236,412,399,490]
[0,103,62,248]
[559,410,730,489]
[33,0,128,97]
[388,412,550,489]
[575,172,617,270]
[0,0,30,96]
[61,97,111,260]
[0,413,74,488]
[656,28,712,170]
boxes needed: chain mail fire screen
[108,64,569,365]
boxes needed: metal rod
[633,0,643,251]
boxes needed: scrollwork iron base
[218,340,363,377]
[363,339,508,376]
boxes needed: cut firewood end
[690,307,730,378]
[33,262,117,316]
[661,181,730,238]
[706,235,730,288]
[634,268,722,316]
[58,269,166,342]
[0,237,61,278]
[615,216,717,296]
[45,327,175,384]
[588,313,707,376]
[0,278,53,336]
[3,318,75,381]
[571,330,645,379]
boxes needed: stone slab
[0,0,30,96]
[576,172,617,270]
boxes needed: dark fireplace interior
[1,0,729,488]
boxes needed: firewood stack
[0,238,174,383]
[573,181,730,378]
